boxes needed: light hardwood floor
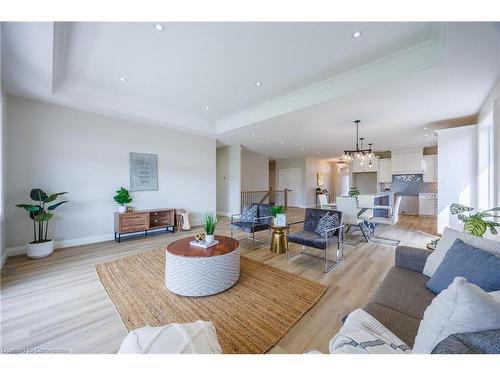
[0,208,437,354]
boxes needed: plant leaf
[47,200,68,211]
[16,204,40,212]
[450,203,474,215]
[44,192,68,203]
[463,216,487,237]
[30,188,48,202]
[457,214,469,223]
[34,212,53,222]
[486,223,498,235]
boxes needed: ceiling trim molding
[216,24,447,134]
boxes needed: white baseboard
[4,223,203,261]
[6,233,115,258]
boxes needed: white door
[278,168,302,207]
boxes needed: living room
[1,1,500,373]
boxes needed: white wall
[305,157,332,206]
[436,125,477,234]
[5,96,216,253]
[216,145,241,215]
[240,148,269,191]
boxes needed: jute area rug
[95,248,326,353]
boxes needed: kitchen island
[358,192,393,218]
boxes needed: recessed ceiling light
[251,133,256,137]
[425,133,428,137]
[155,24,164,31]
[352,31,362,38]
[280,141,284,145]
[301,147,305,151]
[424,126,428,130]
[254,81,262,86]
[119,77,127,82]
[205,106,210,110]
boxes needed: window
[477,111,494,210]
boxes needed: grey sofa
[363,245,500,353]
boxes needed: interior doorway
[278,168,302,207]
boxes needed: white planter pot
[27,240,54,258]
[118,206,127,213]
[274,214,287,227]
[205,234,215,243]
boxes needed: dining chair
[336,196,369,244]
[366,196,402,246]
[318,194,336,210]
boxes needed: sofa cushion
[118,320,222,354]
[370,267,436,321]
[431,329,500,354]
[426,238,500,294]
[288,230,339,250]
[329,309,411,354]
[257,204,274,220]
[314,211,340,238]
[423,226,500,277]
[240,205,257,223]
[363,302,421,347]
[413,277,500,354]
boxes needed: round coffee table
[165,235,240,297]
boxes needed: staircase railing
[240,189,288,212]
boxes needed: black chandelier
[341,120,375,164]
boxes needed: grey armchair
[230,203,273,249]
[287,208,344,272]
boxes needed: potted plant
[201,213,218,243]
[348,187,360,198]
[16,188,68,258]
[270,205,286,226]
[114,187,132,213]
[450,203,500,237]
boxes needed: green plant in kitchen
[113,187,132,206]
[348,187,360,198]
[16,188,68,243]
[201,213,218,235]
[450,203,500,237]
[269,205,285,217]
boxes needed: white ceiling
[2,22,500,158]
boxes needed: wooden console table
[114,208,175,242]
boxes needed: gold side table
[270,225,288,254]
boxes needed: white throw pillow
[423,226,500,277]
[329,309,411,354]
[412,277,500,354]
[118,320,222,354]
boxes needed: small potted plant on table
[16,188,68,258]
[270,205,286,226]
[201,213,218,243]
[114,187,132,213]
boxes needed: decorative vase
[181,212,191,230]
[27,239,54,258]
[118,205,127,213]
[205,234,215,243]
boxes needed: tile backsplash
[385,174,437,196]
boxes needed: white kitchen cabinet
[419,193,437,217]
[423,155,437,182]
[351,157,379,173]
[378,158,392,183]
[391,150,423,174]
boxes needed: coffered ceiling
[2,22,500,157]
